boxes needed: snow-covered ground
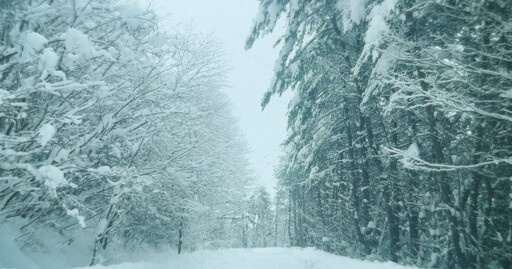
[0,220,92,269]
[1,219,417,269]
[77,248,418,269]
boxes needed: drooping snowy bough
[247,0,512,268]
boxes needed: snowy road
[79,248,418,269]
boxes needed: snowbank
[0,219,94,269]
[0,221,41,269]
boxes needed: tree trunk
[178,221,183,254]
[386,118,400,262]
[242,211,247,248]
[287,190,292,246]
[466,123,483,267]
[424,101,466,268]
[366,113,400,261]
[345,113,369,255]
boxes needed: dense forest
[0,0,274,266]
[247,0,512,268]
[1,0,511,269]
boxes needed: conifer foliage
[248,0,512,268]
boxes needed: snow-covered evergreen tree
[248,0,512,268]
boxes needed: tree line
[247,0,512,268]
[0,0,256,265]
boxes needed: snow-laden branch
[383,146,512,171]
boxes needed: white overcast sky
[147,0,291,194]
